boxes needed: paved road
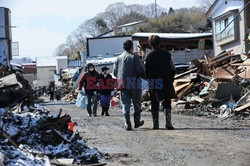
[45,102,250,166]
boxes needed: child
[97,66,114,116]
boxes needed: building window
[215,15,234,41]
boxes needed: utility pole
[155,0,157,18]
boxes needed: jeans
[120,89,142,121]
[87,95,98,115]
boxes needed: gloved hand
[111,91,114,96]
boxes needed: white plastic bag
[75,92,86,110]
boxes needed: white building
[36,56,67,87]
[206,0,250,56]
[86,36,138,57]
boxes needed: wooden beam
[234,103,250,112]
[175,68,198,79]
[177,82,195,99]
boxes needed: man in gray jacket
[113,40,144,130]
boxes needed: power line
[220,1,250,34]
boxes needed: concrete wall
[56,58,67,74]
[23,74,37,87]
[37,67,56,87]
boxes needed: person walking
[48,87,54,101]
[113,40,145,130]
[78,63,99,117]
[145,35,176,130]
[97,66,114,116]
[54,87,61,101]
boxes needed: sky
[0,0,200,59]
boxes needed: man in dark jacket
[113,40,145,130]
[145,35,176,130]
[97,66,114,116]
[78,63,99,116]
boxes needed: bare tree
[198,0,216,11]
[54,44,71,57]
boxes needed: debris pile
[60,74,78,102]
[0,106,104,165]
[173,50,250,119]
[0,69,104,165]
[0,66,40,109]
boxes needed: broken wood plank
[173,79,191,88]
[175,82,190,93]
[177,82,195,99]
[231,63,250,66]
[191,59,203,68]
[212,49,233,61]
[234,103,250,112]
[175,68,198,79]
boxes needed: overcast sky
[0,0,200,59]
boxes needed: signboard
[12,42,19,56]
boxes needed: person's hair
[148,35,160,48]
[123,40,133,51]
[86,63,94,69]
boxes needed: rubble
[173,50,250,119]
[0,106,104,165]
[0,68,104,165]
[60,74,78,102]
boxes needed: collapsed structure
[173,50,250,119]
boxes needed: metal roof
[36,56,67,67]
[132,33,212,40]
